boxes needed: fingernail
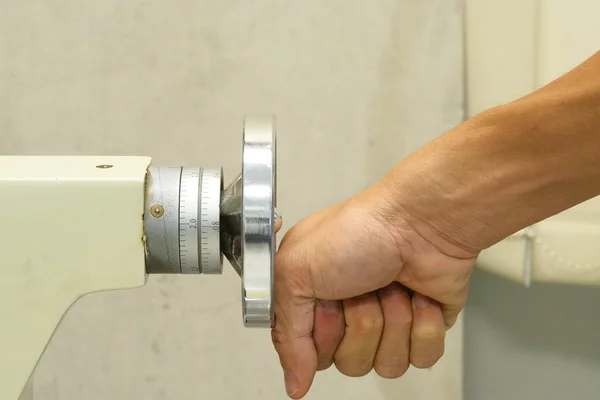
[414,294,433,308]
[284,370,298,397]
[319,299,338,312]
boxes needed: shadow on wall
[467,269,600,365]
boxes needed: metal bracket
[508,226,536,287]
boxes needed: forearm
[385,51,600,253]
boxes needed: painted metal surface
[0,156,150,400]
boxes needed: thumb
[272,252,318,399]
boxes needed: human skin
[272,51,600,398]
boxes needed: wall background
[0,1,464,399]
[464,1,600,399]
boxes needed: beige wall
[0,1,464,399]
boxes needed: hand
[271,183,476,399]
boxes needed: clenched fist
[271,182,475,398]
[271,51,600,399]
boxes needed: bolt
[150,204,164,218]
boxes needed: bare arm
[272,51,600,399]
[384,51,600,254]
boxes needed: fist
[271,184,476,398]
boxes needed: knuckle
[379,291,412,330]
[270,327,286,348]
[270,329,289,369]
[279,226,299,246]
[396,311,413,331]
[374,358,409,379]
[334,359,374,378]
[444,315,458,330]
[414,327,445,342]
[355,313,384,335]
[410,348,444,369]
[410,353,443,369]
[276,261,312,299]
[374,365,408,379]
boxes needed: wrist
[370,52,600,257]
[383,91,600,254]
[378,104,543,254]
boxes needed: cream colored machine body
[0,118,278,400]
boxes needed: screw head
[150,204,164,218]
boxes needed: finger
[314,299,345,371]
[271,252,318,399]
[274,211,283,233]
[410,293,445,369]
[374,283,412,378]
[334,293,383,377]
[441,278,471,330]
